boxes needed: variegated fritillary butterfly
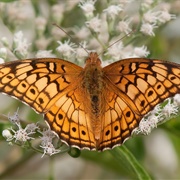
[0,52,180,151]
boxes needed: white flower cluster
[2,109,62,157]
[3,109,38,142]
[39,129,61,157]
[1,1,176,63]
[133,94,180,135]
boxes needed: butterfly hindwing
[44,87,96,150]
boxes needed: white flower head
[76,41,89,61]
[26,123,39,133]
[13,31,30,58]
[143,11,158,24]
[8,108,20,125]
[35,50,56,58]
[35,37,51,50]
[132,45,150,57]
[161,99,179,118]
[86,15,101,33]
[73,26,90,40]
[103,5,122,20]
[11,124,35,143]
[35,16,47,34]
[117,19,132,34]
[140,23,157,36]
[40,141,60,157]
[40,128,56,146]
[2,129,13,141]
[173,94,180,106]
[141,0,154,9]
[79,0,96,17]
[157,11,176,24]
[135,114,160,135]
[56,39,76,58]
[0,58,5,64]
[151,104,162,115]
[0,47,7,59]
[1,37,9,47]
[105,41,124,60]
[51,3,65,23]
[139,118,156,135]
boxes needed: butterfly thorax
[82,53,105,139]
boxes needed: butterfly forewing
[0,58,82,112]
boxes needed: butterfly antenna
[98,30,135,57]
[52,23,89,55]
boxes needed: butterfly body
[82,53,105,140]
[0,52,180,151]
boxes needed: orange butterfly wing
[0,58,97,149]
[98,58,180,150]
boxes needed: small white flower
[26,123,39,133]
[158,11,176,24]
[14,128,34,142]
[86,16,101,33]
[11,124,35,142]
[6,2,28,25]
[13,31,26,45]
[13,31,30,58]
[132,45,150,57]
[8,108,20,125]
[51,4,65,23]
[0,58,5,64]
[76,41,89,61]
[103,5,122,19]
[79,0,96,17]
[40,129,56,145]
[2,129,13,141]
[105,41,124,60]
[117,19,132,34]
[141,0,154,9]
[143,11,158,24]
[162,99,179,118]
[35,16,47,34]
[41,129,56,139]
[40,141,60,157]
[56,39,76,58]
[35,37,51,50]
[173,94,180,106]
[0,47,7,59]
[140,23,157,36]
[137,115,159,135]
[1,37,9,47]
[151,104,162,115]
[73,27,90,40]
[35,50,56,58]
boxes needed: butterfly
[0,52,180,151]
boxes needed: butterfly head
[85,52,101,67]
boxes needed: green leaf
[109,146,152,180]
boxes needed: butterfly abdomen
[82,61,105,140]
